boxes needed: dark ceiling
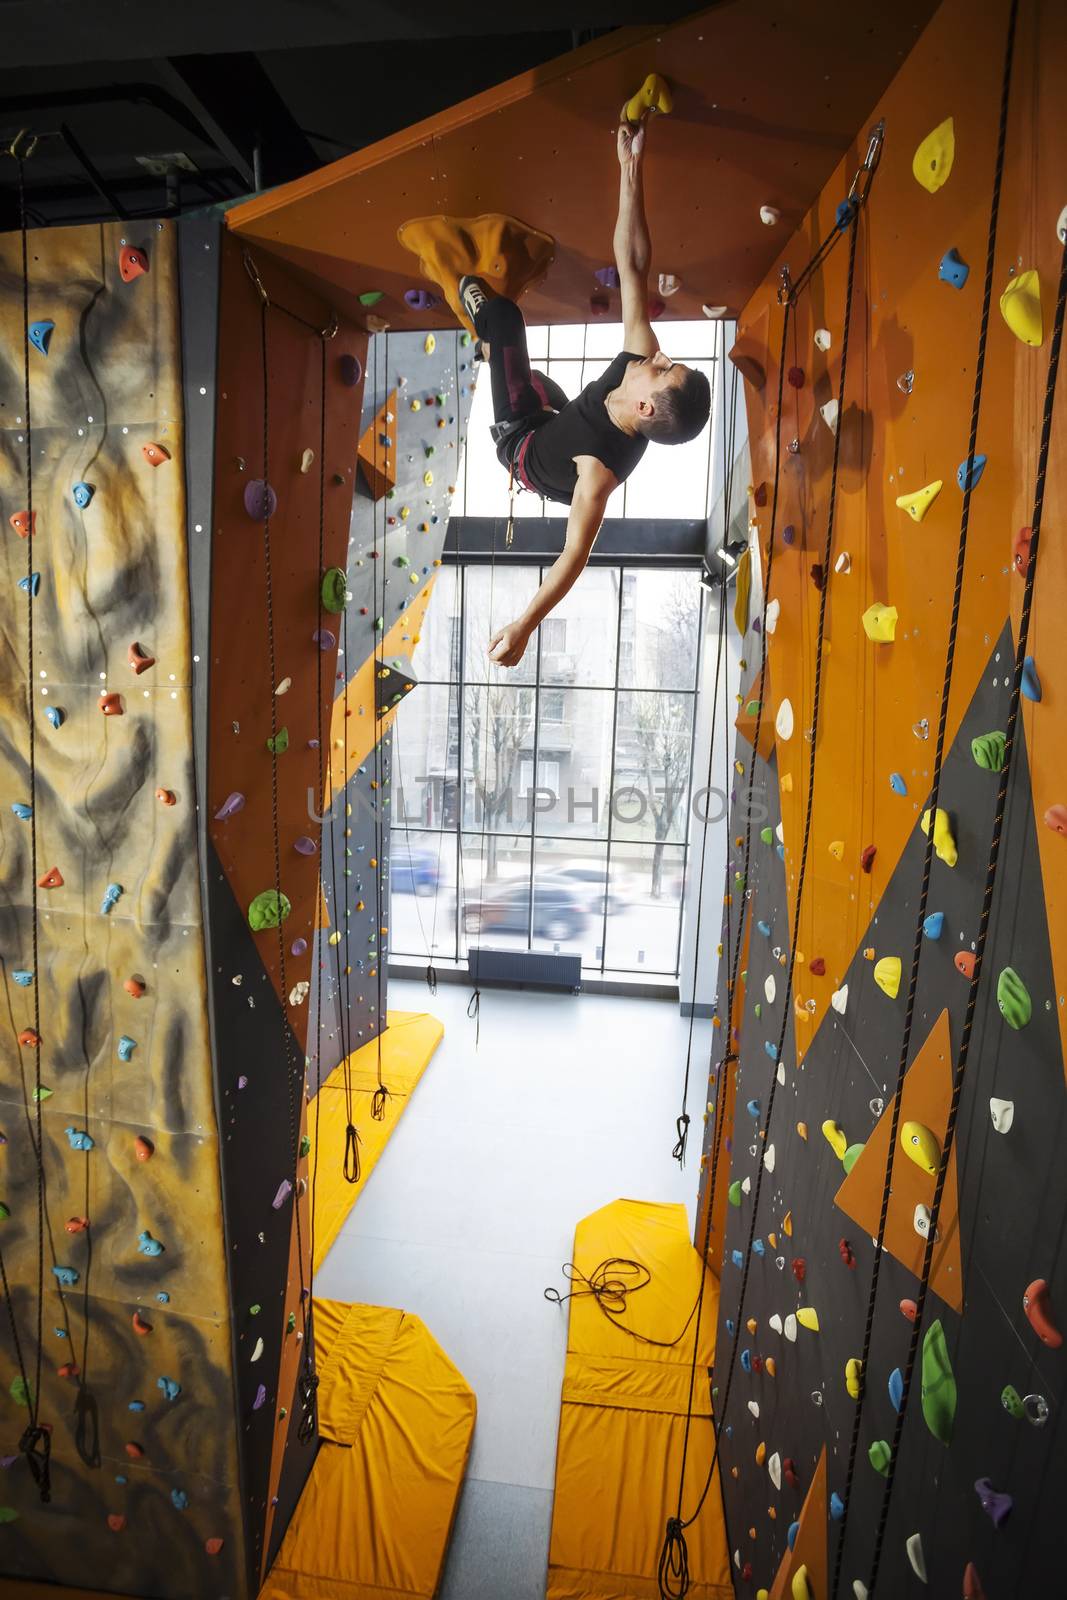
[0,0,695,229]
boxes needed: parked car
[553,863,630,916]
[390,840,445,897]
[462,877,589,942]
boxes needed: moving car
[390,839,446,897]
[462,876,589,942]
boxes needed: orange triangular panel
[357,387,397,499]
[769,1446,827,1600]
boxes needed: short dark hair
[639,365,711,445]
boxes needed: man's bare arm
[488,459,616,667]
[615,122,659,358]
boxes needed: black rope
[830,5,1017,1583]
[545,1258,701,1350]
[342,1120,362,1185]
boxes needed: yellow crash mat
[548,1199,732,1600]
[397,212,555,333]
[260,1299,476,1600]
[313,1011,443,1269]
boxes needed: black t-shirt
[524,351,648,506]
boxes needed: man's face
[625,351,689,419]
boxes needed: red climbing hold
[124,976,146,999]
[9,510,35,539]
[1012,525,1032,575]
[838,1238,856,1269]
[753,482,768,507]
[809,958,826,976]
[18,1028,41,1048]
[119,244,149,282]
[900,1298,918,1321]
[57,1362,79,1379]
[1044,804,1067,836]
[134,1135,154,1162]
[65,1217,90,1234]
[860,845,877,873]
[142,442,170,467]
[156,788,177,806]
[787,365,805,389]
[205,1538,225,1556]
[648,295,666,320]
[107,1514,127,1533]
[38,866,63,888]
[128,641,155,674]
[101,693,124,716]
[791,1258,807,1283]
[955,951,976,978]
[741,1564,752,1583]
[132,1311,153,1336]
[963,1561,987,1600]
[589,291,611,317]
[1023,1278,1062,1348]
[810,563,826,592]
[782,1457,799,1490]
[124,1441,145,1459]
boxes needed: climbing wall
[699,0,1067,1592]
[0,221,246,1595]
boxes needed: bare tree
[628,577,700,897]
[465,684,532,879]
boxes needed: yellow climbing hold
[901,1119,941,1176]
[862,602,898,643]
[797,1307,820,1333]
[822,1120,848,1160]
[792,1565,813,1600]
[921,806,958,867]
[874,956,902,999]
[828,839,844,860]
[424,333,436,355]
[622,71,672,125]
[845,1357,864,1399]
[895,480,943,523]
[912,117,955,193]
[782,1211,793,1237]
[765,1357,776,1378]
[734,547,752,636]
[796,1122,808,1140]
[1000,269,1043,346]
[755,1440,767,1465]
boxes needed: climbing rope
[673,336,738,1166]
[659,135,879,1590]
[1,134,50,1503]
[545,1258,702,1350]
[368,329,392,1122]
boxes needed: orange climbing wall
[0,222,246,1594]
[704,0,1067,1592]
[226,3,939,334]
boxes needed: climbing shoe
[459,275,490,329]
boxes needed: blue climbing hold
[171,1489,189,1511]
[157,1376,181,1402]
[12,971,33,986]
[731,1250,745,1268]
[117,1036,137,1062]
[53,1266,79,1287]
[137,1230,164,1257]
[44,706,64,730]
[72,482,95,510]
[923,912,945,940]
[776,843,785,860]
[65,1127,94,1151]
[757,920,771,937]
[28,320,55,356]
[129,1400,145,1411]
[100,883,123,915]
[889,1367,904,1412]
[157,1292,170,1304]
[764,1041,778,1061]
[787,1521,800,1551]
[17,573,40,596]
[890,772,907,795]
[830,1491,845,1520]
[741,1348,752,1372]
[746,1098,761,1118]
[725,1318,735,1337]
[1021,656,1041,702]
[11,803,32,821]
[939,248,970,288]
[752,1238,766,1257]
[115,1475,127,1485]
[957,453,987,491]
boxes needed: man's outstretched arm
[614,122,659,358]
[487,458,616,667]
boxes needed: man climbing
[459,115,711,668]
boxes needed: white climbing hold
[814,328,832,351]
[776,698,794,740]
[288,980,309,1007]
[776,1063,786,1087]
[831,984,848,1015]
[764,1144,776,1173]
[906,1534,927,1583]
[765,597,781,634]
[784,1313,798,1343]
[820,398,839,434]
[853,1585,869,1600]
[764,974,776,1004]
[702,304,728,319]
[769,1313,784,1335]
[913,1204,939,1241]
[250,1337,264,1362]
[658,273,681,297]
[768,1452,782,1489]
[760,205,781,226]
[748,1399,760,1418]
[741,1176,752,1196]
[300,448,314,474]
[1057,204,1067,246]
[275,677,292,696]
[834,551,851,574]
[989,1097,1014,1134]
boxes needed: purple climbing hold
[291,938,308,957]
[253,1384,267,1411]
[594,266,621,289]
[404,288,440,311]
[782,524,796,545]
[238,1075,248,1089]
[272,1179,293,1210]
[313,629,336,650]
[974,1478,1012,1527]
[338,354,362,388]
[244,480,277,521]
[293,837,318,856]
[214,793,245,821]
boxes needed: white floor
[316,978,711,1599]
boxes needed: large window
[390,561,705,977]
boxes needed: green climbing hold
[842,1142,866,1175]
[760,827,774,845]
[997,966,1031,1029]
[248,890,291,932]
[266,727,289,755]
[358,291,384,306]
[250,1304,262,1316]
[921,1319,956,1443]
[0,1203,8,1220]
[321,567,348,613]
[300,1134,311,1157]
[868,1440,891,1475]
[754,1003,762,1019]
[395,554,411,568]
[971,730,1006,771]
[0,1508,18,1524]
[10,1376,32,1407]
[1001,1383,1024,1419]
[747,700,762,716]
[728,1180,742,1207]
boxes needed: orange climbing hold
[9,510,35,538]
[18,1028,41,1048]
[38,866,63,889]
[132,1311,153,1336]
[397,213,555,336]
[955,951,976,978]
[142,442,170,466]
[134,1135,154,1162]
[101,693,124,716]
[128,641,156,674]
[119,244,150,282]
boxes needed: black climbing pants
[473,295,569,456]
